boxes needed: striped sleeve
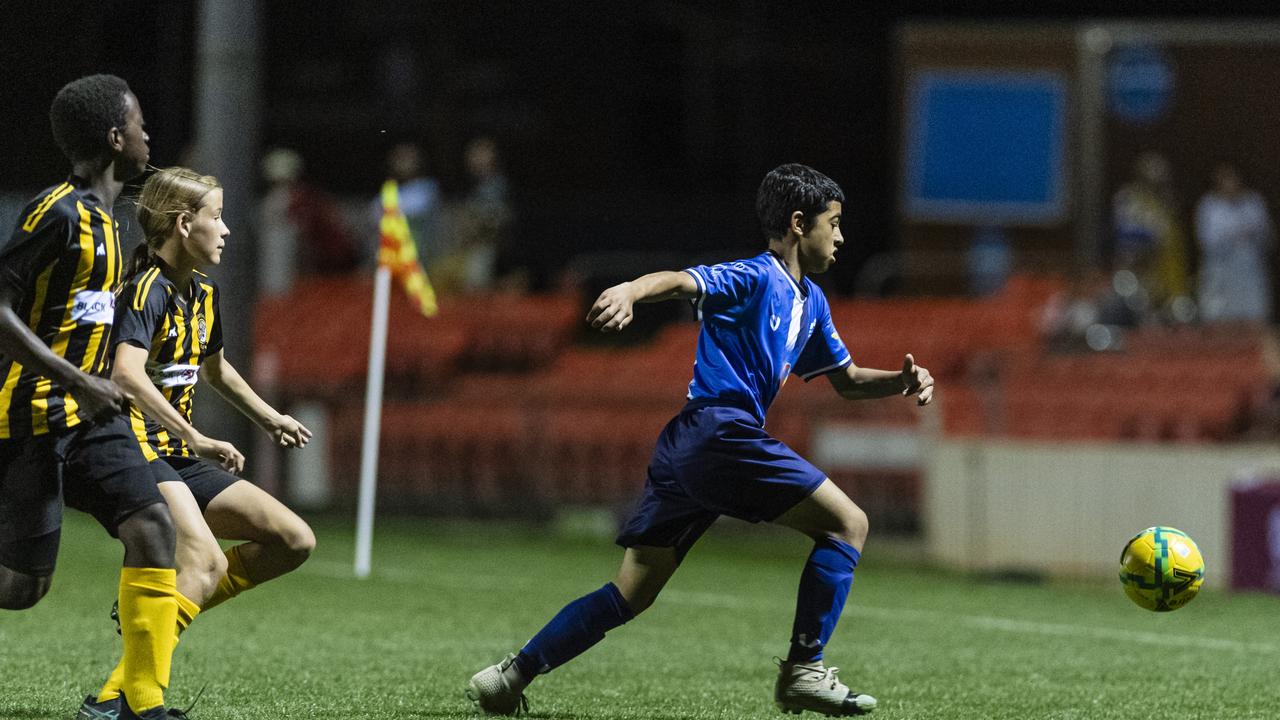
[112,267,165,351]
[0,192,74,295]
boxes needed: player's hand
[900,353,934,406]
[587,282,637,333]
[268,414,312,449]
[68,373,127,422]
[191,434,245,474]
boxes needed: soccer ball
[1118,526,1205,612]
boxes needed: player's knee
[0,574,51,610]
[182,545,227,603]
[274,519,315,568]
[834,504,869,550]
[207,547,229,584]
[130,502,176,543]
[620,585,661,615]
[119,502,177,566]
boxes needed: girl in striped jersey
[95,167,316,703]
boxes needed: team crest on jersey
[197,314,208,351]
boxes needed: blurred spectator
[967,225,1011,297]
[371,142,447,274]
[1039,269,1135,353]
[1195,162,1274,323]
[258,147,361,295]
[451,135,514,291]
[258,148,302,295]
[1111,152,1191,316]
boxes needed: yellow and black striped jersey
[0,176,124,439]
[112,262,223,460]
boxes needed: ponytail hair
[124,166,221,280]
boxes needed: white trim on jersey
[766,253,807,297]
[799,355,853,381]
[685,268,707,320]
[785,289,805,355]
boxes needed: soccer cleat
[774,659,877,716]
[466,653,531,716]
[116,693,192,720]
[117,698,168,720]
[76,694,120,720]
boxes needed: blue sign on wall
[903,70,1067,225]
[1107,45,1174,124]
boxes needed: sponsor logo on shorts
[149,363,200,388]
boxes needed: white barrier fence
[925,439,1280,583]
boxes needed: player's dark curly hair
[49,74,131,163]
[756,164,844,241]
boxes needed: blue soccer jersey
[683,251,852,424]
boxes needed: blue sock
[787,537,860,663]
[513,582,635,681]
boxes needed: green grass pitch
[2,511,1278,719]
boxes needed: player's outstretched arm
[0,283,124,421]
[586,270,699,333]
[112,342,246,472]
[201,350,312,449]
[827,353,934,406]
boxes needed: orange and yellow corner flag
[379,180,438,316]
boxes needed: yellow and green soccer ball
[1118,526,1205,611]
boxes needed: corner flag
[379,179,438,317]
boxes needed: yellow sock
[97,656,126,702]
[175,590,201,638]
[111,568,180,712]
[200,545,258,611]
[98,589,200,703]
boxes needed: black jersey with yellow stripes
[112,262,223,460]
[0,176,124,439]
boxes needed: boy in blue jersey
[467,164,933,717]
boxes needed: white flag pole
[354,264,392,578]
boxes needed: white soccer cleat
[466,653,531,716]
[774,659,877,716]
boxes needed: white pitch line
[301,557,529,590]
[299,561,1278,655]
[665,589,1279,655]
[849,605,1280,655]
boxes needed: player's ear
[108,126,125,154]
[790,210,806,236]
[175,211,193,238]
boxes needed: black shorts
[151,455,238,512]
[0,415,164,576]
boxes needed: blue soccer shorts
[616,401,827,559]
